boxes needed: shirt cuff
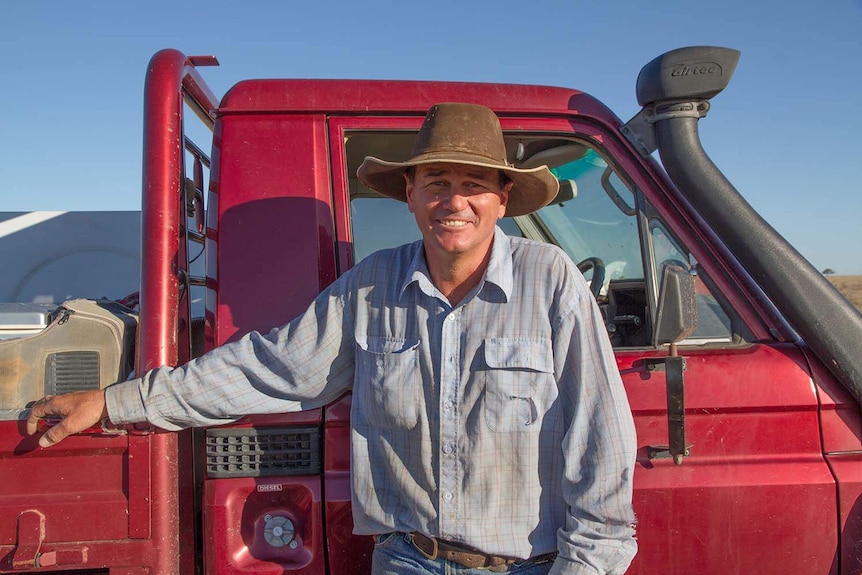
[105,378,148,425]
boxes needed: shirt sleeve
[106,281,356,431]
[549,270,638,575]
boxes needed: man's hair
[403,166,511,190]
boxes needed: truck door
[328,114,838,575]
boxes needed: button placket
[438,308,462,536]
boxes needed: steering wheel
[577,257,606,298]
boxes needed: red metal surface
[200,108,339,573]
[322,395,368,575]
[137,48,213,575]
[621,343,837,574]
[811,348,862,454]
[0,430,174,572]
[827,456,862,575]
[204,477,324,575]
[809,350,862,574]
[140,48,217,372]
[220,79,599,118]
[323,498,373,575]
[208,113,336,345]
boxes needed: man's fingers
[25,395,56,436]
[25,390,108,448]
[38,419,75,448]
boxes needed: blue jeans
[371,533,555,575]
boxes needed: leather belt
[408,532,556,572]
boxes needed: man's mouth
[438,220,471,228]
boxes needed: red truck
[2,46,862,575]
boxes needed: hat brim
[357,153,560,218]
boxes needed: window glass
[533,149,643,290]
[351,197,419,261]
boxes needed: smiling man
[27,103,637,575]
[405,162,509,304]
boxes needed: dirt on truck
[2,46,862,575]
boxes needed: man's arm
[550,280,638,575]
[27,279,356,447]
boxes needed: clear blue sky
[2,0,860,273]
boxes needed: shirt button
[442,443,454,454]
[443,401,453,410]
[442,491,453,501]
[375,358,383,368]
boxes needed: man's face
[405,162,510,266]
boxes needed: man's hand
[26,390,109,448]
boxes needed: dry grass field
[827,276,862,311]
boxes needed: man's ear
[404,172,415,213]
[497,180,513,218]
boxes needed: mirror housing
[653,264,698,347]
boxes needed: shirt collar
[399,226,513,303]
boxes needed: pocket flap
[358,336,420,355]
[484,338,553,373]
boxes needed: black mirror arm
[665,344,688,465]
[645,343,691,465]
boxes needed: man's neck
[425,243,493,307]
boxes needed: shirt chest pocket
[356,337,421,430]
[483,338,554,433]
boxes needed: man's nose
[442,188,469,211]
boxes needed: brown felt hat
[357,103,559,217]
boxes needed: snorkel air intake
[622,46,862,406]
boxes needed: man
[27,103,637,574]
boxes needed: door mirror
[649,263,698,465]
[653,263,698,346]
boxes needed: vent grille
[45,351,101,395]
[205,427,321,478]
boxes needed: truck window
[529,148,644,287]
[345,132,743,349]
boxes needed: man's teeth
[441,220,469,228]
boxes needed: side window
[351,196,419,261]
[524,149,648,347]
[529,149,643,288]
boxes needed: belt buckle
[409,533,438,561]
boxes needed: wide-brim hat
[357,103,559,217]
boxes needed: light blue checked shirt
[107,227,637,575]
